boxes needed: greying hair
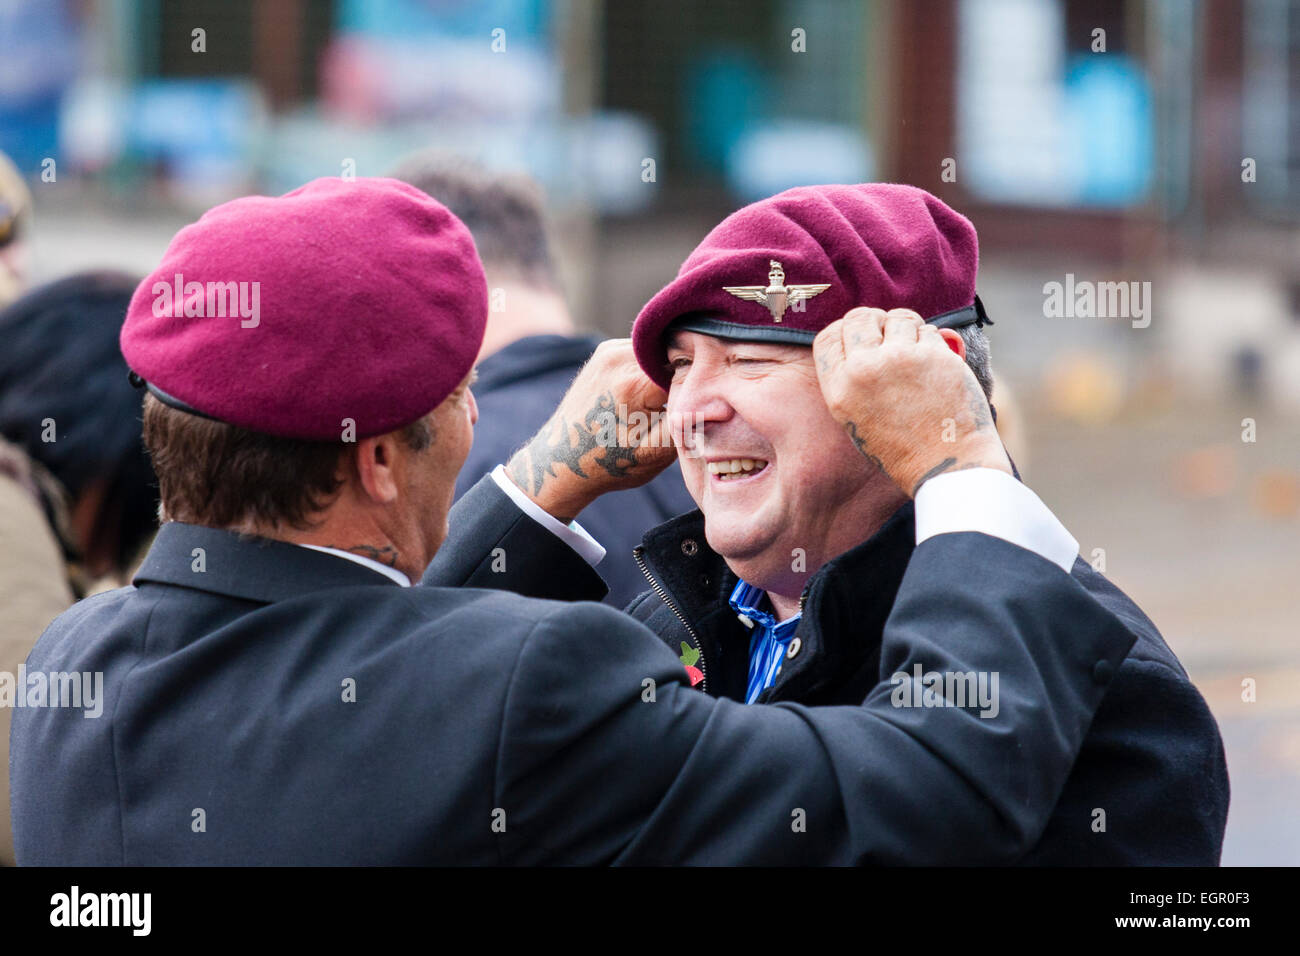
[388,152,559,292]
[956,324,994,402]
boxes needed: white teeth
[707,458,769,478]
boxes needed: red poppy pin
[679,642,704,687]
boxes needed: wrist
[531,485,593,525]
[903,445,1012,497]
[501,454,594,523]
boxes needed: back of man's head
[141,395,434,531]
[120,177,488,577]
[389,153,560,293]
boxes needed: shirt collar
[728,579,800,634]
[298,544,411,586]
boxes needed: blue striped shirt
[728,580,802,704]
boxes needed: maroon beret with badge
[632,182,990,389]
[120,176,487,440]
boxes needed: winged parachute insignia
[722,260,831,323]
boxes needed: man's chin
[701,518,776,567]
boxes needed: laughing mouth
[706,458,770,481]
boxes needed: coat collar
[775,503,915,701]
[637,502,917,703]
[133,521,401,605]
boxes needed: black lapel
[639,502,921,704]
[769,503,917,703]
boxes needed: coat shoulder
[1070,559,1185,675]
[1021,561,1231,864]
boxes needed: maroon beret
[632,183,989,389]
[121,176,487,440]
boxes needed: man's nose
[468,388,479,426]
[667,365,733,447]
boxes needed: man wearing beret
[10,177,1139,865]
[496,183,1228,864]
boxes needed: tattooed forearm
[510,417,594,496]
[584,394,639,479]
[505,449,533,496]
[509,391,643,496]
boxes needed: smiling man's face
[664,329,906,600]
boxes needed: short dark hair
[388,153,560,291]
[0,271,157,569]
[142,395,435,531]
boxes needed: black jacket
[456,334,696,607]
[11,478,1136,864]
[625,500,1231,865]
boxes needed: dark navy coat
[456,334,696,608]
[625,501,1230,864]
[10,478,1136,865]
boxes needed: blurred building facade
[4,0,1300,410]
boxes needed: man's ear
[353,433,402,505]
[938,328,966,360]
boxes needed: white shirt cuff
[489,465,606,568]
[914,468,1079,573]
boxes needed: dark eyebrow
[665,330,688,353]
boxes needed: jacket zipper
[633,545,708,693]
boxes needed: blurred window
[956,0,1155,207]
[143,0,333,105]
[601,0,873,201]
[1244,0,1300,218]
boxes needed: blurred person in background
[0,151,32,307]
[0,271,159,866]
[389,155,696,607]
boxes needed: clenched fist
[813,307,1011,497]
[505,339,677,521]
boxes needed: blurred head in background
[0,152,32,308]
[389,153,573,360]
[0,271,157,589]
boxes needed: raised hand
[505,339,677,521]
[813,307,1010,497]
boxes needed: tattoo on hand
[584,394,640,479]
[843,421,892,482]
[508,391,642,496]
